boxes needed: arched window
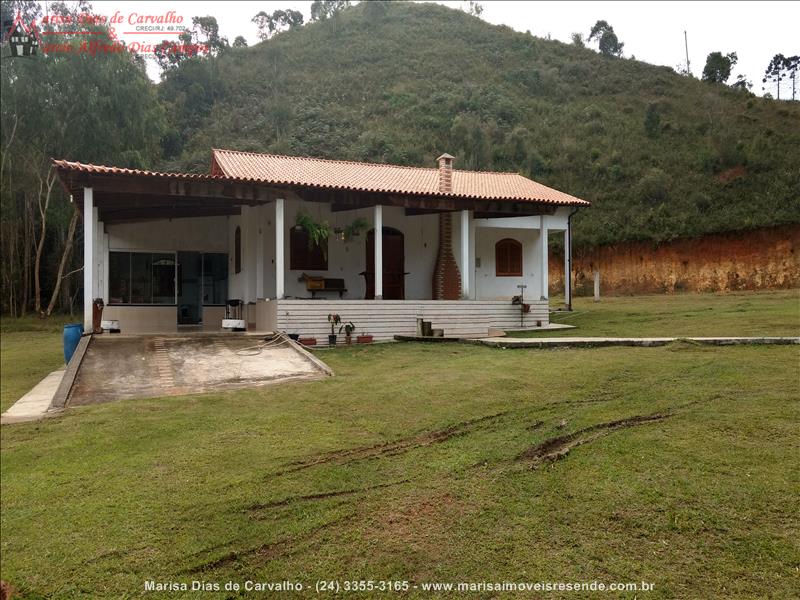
[495,238,522,276]
[234,226,242,274]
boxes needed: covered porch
[53,150,587,342]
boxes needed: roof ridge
[213,148,432,172]
[211,148,525,177]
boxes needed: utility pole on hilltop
[684,30,691,76]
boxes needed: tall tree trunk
[21,194,32,316]
[45,208,79,316]
[33,168,56,314]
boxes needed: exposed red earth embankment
[551,224,800,295]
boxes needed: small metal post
[593,269,600,303]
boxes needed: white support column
[374,204,383,299]
[563,225,571,309]
[256,205,265,299]
[240,205,251,301]
[102,232,110,303]
[83,187,95,331]
[539,215,549,300]
[460,209,470,299]
[469,215,476,300]
[275,199,285,299]
[94,211,102,301]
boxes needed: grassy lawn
[1,293,799,598]
[0,315,73,413]
[508,289,800,338]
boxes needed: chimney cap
[436,153,455,162]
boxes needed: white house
[54,150,588,344]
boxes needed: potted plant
[327,313,341,345]
[339,321,355,345]
[296,211,331,258]
[344,217,368,241]
[357,331,374,344]
[333,218,368,243]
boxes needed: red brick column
[432,154,462,300]
[433,212,462,299]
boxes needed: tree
[252,9,304,41]
[232,36,248,48]
[588,20,623,57]
[310,0,350,22]
[644,103,661,138]
[154,37,192,71]
[463,1,483,17]
[570,32,585,48]
[189,16,229,56]
[363,1,389,21]
[450,113,494,170]
[762,54,789,99]
[701,51,738,84]
[1,7,164,316]
[786,55,799,101]
[154,16,230,73]
[731,74,753,92]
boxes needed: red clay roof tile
[212,149,589,206]
[53,151,590,206]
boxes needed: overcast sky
[91,0,797,95]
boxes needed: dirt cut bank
[550,224,799,295]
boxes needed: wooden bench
[299,274,347,298]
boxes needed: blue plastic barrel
[63,323,83,364]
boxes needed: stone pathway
[1,369,65,424]
[469,336,800,349]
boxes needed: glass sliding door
[202,253,228,306]
[108,251,175,305]
[177,251,202,325]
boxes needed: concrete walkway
[469,336,800,349]
[1,369,65,424]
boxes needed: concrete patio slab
[66,333,331,406]
[1,369,65,424]
[467,336,800,349]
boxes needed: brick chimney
[432,154,462,300]
[437,153,454,192]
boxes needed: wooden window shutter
[495,238,522,276]
[290,227,327,271]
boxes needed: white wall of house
[107,217,229,253]
[101,203,571,308]
[474,227,544,300]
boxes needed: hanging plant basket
[296,211,331,257]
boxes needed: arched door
[365,227,405,299]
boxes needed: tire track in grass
[516,411,673,466]
[266,411,510,478]
[182,513,359,574]
[246,479,411,516]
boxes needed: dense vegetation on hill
[158,1,800,247]
[1,1,798,315]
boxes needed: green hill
[158,2,800,247]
